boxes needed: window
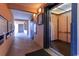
[0,16,7,44]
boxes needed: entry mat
[25,49,51,56]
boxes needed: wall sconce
[37,8,42,14]
[33,13,37,18]
[32,7,43,23]
[33,13,36,17]
[33,13,37,22]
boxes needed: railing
[0,30,14,44]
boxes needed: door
[18,24,24,33]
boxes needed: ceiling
[51,3,71,14]
[7,3,46,13]
[8,3,46,21]
[19,3,43,9]
[11,9,32,20]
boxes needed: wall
[0,36,13,56]
[51,14,58,41]
[34,25,44,48]
[14,20,25,33]
[11,9,32,20]
[59,12,71,43]
[14,20,25,24]
[14,20,29,35]
[51,11,71,43]
[34,14,44,48]
[77,4,79,55]
[0,4,14,55]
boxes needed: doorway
[43,3,77,56]
[18,24,24,33]
[50,3,71,56]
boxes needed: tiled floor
[7,33,42,56]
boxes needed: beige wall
[34,25,44,48]
[34,14,44,48]
[51,11,71,43]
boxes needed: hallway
[0,3,77,56]
[7,33,42,56]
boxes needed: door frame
[43,3,77,56]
